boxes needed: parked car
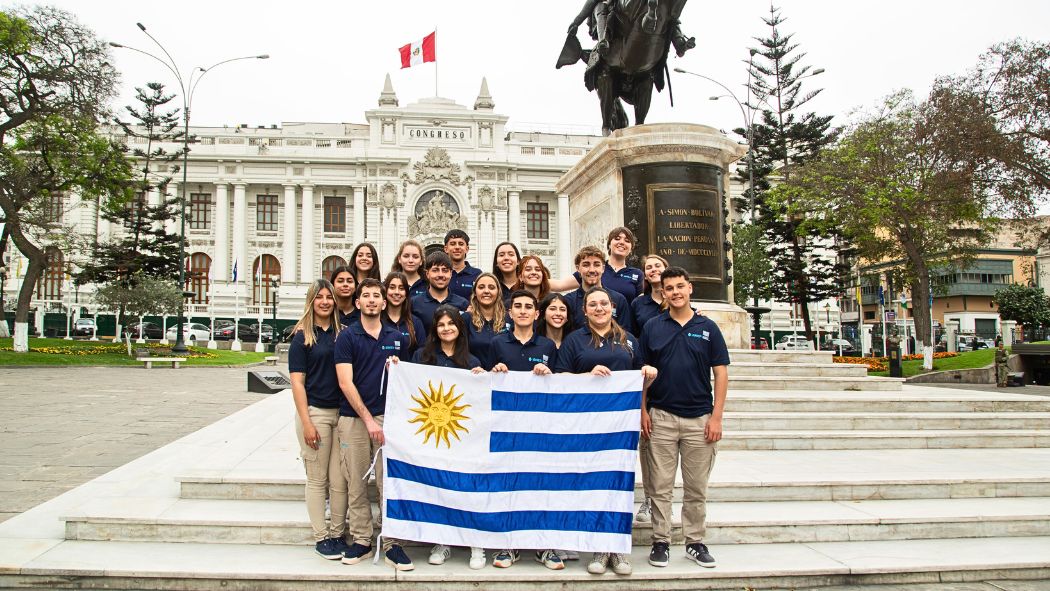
[213,323,262,342]
[166,322,212,343]
[281,324,299,343]
[246,323,275,343]
[73,318,96,337]
[126,322,164,340]
[774,335,815,351]
[750,337,769,350]
[821,338,855,353]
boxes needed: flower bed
[0,342,217,358]
[832,351,958,373]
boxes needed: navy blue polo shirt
[385,314,425,358]
[491,331,558,372]
[287,324,341,409]
[553,326,642,374]
[449,262,483,300]
[411,348,482,369]
[408,277,428,298]
[412,290,470,334]
[573,265,644,304]
[641,312,730,418]
[461,311,511,370]
[333,321,403,418]
[338,308,360,329]
[564,286,635,336]
[632,293,663,333]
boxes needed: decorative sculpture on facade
[409,190,466,236]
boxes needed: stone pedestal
[556,123,750,348]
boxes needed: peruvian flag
[399,31,436,69]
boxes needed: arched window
[36,250,64,301]
[253,254,281,306]
[321,255,347,281]
[187,253,212,304]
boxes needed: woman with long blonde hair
[287,279,350,561]
[462,272,508,369]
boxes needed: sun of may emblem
[408,381,471,448]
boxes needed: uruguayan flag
[382,362,641,553]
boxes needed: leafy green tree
[0,6,131,352]
[93,274,182,353]
[731,222,773,305]
[993,285,1050,338]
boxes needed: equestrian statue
[558,0,695,136]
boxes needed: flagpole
[434,26,439,97]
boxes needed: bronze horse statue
[558,0,694,136]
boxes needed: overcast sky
[33,1,1050,138]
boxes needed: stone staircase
[2,353,1049,590]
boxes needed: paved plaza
[0,367,265,523]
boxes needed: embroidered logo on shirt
[687,331,710,341]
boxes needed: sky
[28,1,1050,138]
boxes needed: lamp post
[270,277,280,353]
[110,25,268,355]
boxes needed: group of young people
[287,226,730,575]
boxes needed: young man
[444,229,482,300]
[412,251,469,334]
[639,267,729,569]
[334,279,413,571]
[563,245,634,335]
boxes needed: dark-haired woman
[553,287,657,577]
[391,240,427,297]
[491,241,521,300]
[350,243,382,284]
[329,266,360,328]
[288,279,349,561]
[632,254,669,331]
[383,272,425,359]
[462,272,509,369]
[537,293,575,349]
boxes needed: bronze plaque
[646,183,723,285]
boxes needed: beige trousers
[295,406,347,543]
[639,435,653,499]
[646,407,718,544]
[338,415,398,550]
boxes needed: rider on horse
[568,0,695,59]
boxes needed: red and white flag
[399,31,436,69]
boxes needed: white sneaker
[492,550,520,568]
[635,497,652,523]
[587,552,609,574]
[428,544,451,565]
[469,547,486,569]
[610,553,632,575]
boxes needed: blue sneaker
[330,537,350,557]
[384,545,415,571]
[315,538,341,560]
[341,542,374,565]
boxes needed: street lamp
[110,24,268,355]
[270,277,280,353]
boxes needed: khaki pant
[647,407,718,544]
[338,415,398,550]
[295,406,347,543]
[638,435,653,499]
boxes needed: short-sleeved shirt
[553,326,642,374]
[461,311,511,370]
[338,308,360,329]
[573,265,644,304]
[333,321,404,418]
[412,291,470,334]
[287,324,341,409]
[563,286,635,336]
[496,280,517,302]
[384,314,425,358]
[407,277,428,298]
[491,331,559,372]
[641,312,730,418]
[449,262,483,301]
[631,293,663,331]
[410,348,482,369]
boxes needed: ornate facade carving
[380,182,398,210]
[402,147,465,186]
[408,190,466,236]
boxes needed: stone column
[300,185,315,282]
[164,182,178,236]
[558,193,571,278]
[148,186,162,233]
[214,183,229,281]
[232,183,247,284]
[282,184,298,283]
[508,190,521,244]
[352,185,365,246]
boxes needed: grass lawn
[0,338,271,367]
[868,348,997,378]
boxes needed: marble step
[728,349,835,363]
[6,537,1050,591]
[728,376,903,391]
[728,362,869,377]
[726,392,1050,413]
[721,429,1050,450]
[722,411,1050,431]
[61,497,1050,547]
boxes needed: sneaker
[315,538,341,560]
[535,549,565,570]
[649,541,670,567]
[492,550,520,568]
[340,542,374,565]
[610,553,632,575]
[469,547,486,570]
[428,544,452,565]
[555,549,580,561]
[330,537,350,557]
[587,552,609,574]
[635,497,652,523]
[385,545,414,571]
[686,542,716,568]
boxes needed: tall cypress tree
[742,5,843,342]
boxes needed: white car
[774,335,815,351]
[165,322,211,344]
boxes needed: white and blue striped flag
[382,362,642,553]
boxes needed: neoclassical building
[5,77,607,326]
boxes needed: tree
[740,5,841,342]
[731,222,773,305]
[93,274,182,353]
[993,285,1050,340]
[0,6,132,351]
